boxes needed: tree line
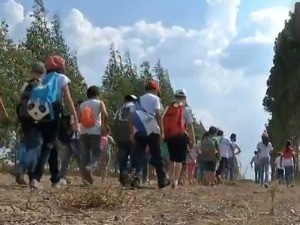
[0,0,206,146]
[263,5,300,172]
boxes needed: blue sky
[0,0,298,178]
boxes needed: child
[187,146,197,184]
[11,62,46,185]
[274,152,284,185]
[99,126,115,181]
[250,151,260,184]
[80,86,108,185]
[281,140,296,187]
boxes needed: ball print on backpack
[27,72,60,122]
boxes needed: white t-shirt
[139,93,161,116]
[80,99,102,135]
[274,156,283,169]
[219,137,232,158]
[257,141,273,159]
[228,141,240,158]
[251,155,259,165]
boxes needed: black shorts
[166,134,188,163]
[202,160,217,172]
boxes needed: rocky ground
[0,174,300,225]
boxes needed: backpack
[27,72,60,122]
[16,78,40,122]
[80,106,96,128]
[163,103,186,139]
[201,136,217,160]
[58,115,74,145]
[132,100,159,136]
[114,104,132,142]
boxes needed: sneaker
[30,179,41,190]
[81,166,93,184]
[52,182,61,189]
[170,180,178,189]
[59,179,68,186]
[16,176,27,185]
[119,171,131,187]
[131,176,141,189]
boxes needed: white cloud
[1,0,277,178]
[2,0,24,26]
[239,6,289,44]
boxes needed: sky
[0,0,297,178]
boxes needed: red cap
[45,55,65,71]
[147,80,161,92]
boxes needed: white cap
[174,89,187,97]
[130,95,137,100]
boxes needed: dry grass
[0,174,300,225]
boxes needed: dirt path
[0,174,299,225]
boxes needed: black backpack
[114,104,132,142]
[16,78,40,123]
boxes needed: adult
[163,89,195,188]
[30,55,79,189]
[257,132,273,188]
[131,81,169,189]
[215,130,232,182]
[114,94,137,187]
[228,133,241,180]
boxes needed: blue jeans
[259,157,270,185]
[284,166,294,186]
[59,139,82,179]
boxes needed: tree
[50,14,87,103]
[24,0,52,61]
[154,60,174,106]
[263,11,300,151]
[263,9,300,177]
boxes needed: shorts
[166,134,188,163]
[202,160,217,172]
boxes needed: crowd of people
[250,133,296,188]
[0,54,294,191]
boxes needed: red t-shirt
[282,147,295,159]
